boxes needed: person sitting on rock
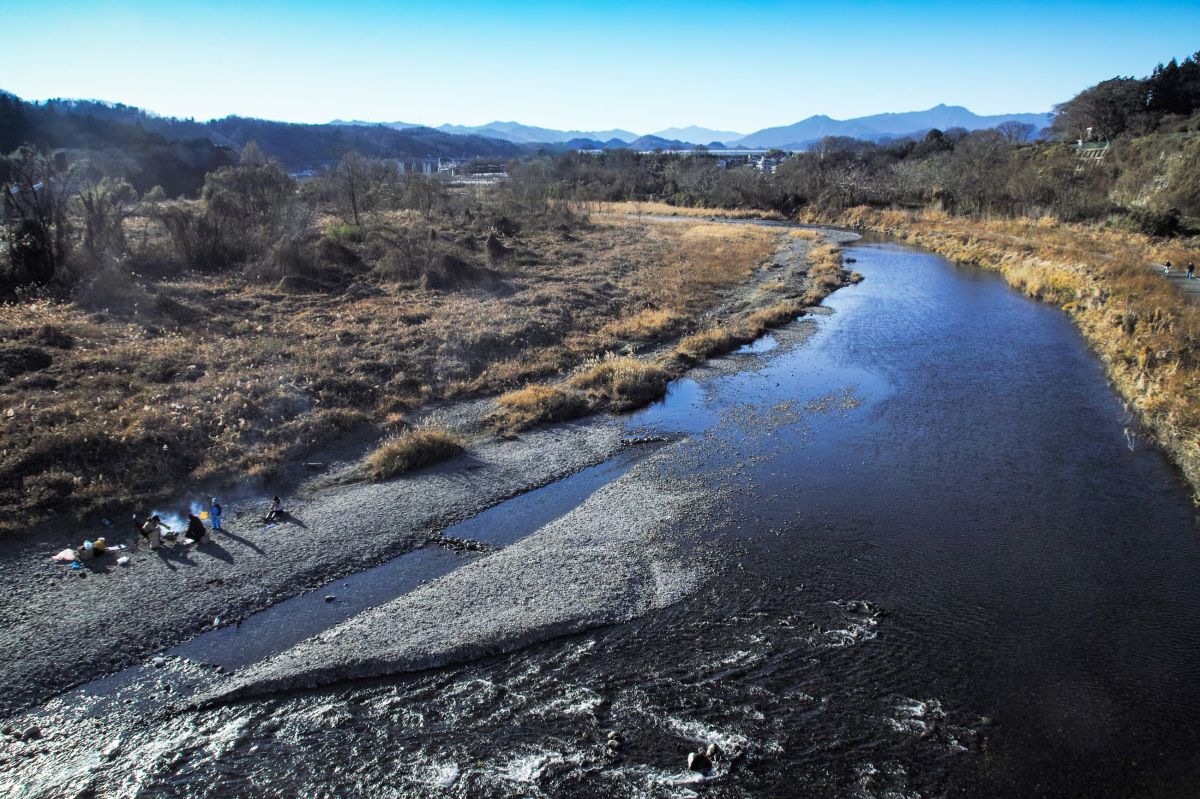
[186,513,207,542]
[264,496,285,523]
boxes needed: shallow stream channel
[7,237,1200,798]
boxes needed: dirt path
[1153,263,1200,301]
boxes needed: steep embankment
[810,207,1200,496]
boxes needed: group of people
[1163,261,1196,279]
[135,496,287,549]
[136,498,224,549]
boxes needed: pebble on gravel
[324,595,336,602]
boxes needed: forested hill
[0,93,524,194]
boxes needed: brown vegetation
[490,384,589,432]
[0,206,796,534]
[568,354,672,410]
[588,200,784,221]
[366,428,463,481]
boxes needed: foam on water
[533,684,604,718]
[422,761,462,788]
[663,715,751,755]
[816,599,881,649]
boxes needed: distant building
[754,155,785,175]
[400,158,441,175]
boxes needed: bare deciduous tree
[1,146,80,287]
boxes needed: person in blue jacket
[210,498,223,531]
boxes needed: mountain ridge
[332,104,1050,148]
[731,104,1052,148]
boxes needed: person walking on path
[1188,262,1195,280]
[1164,261,1173,277]
[210,498,223,531]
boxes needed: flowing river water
[7,237,1200,798]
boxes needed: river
[7,238,1200,798]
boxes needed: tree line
[512,52,1200,233]
[0,137,572,298]
[0,91,524,192]
[4,50,1199,298]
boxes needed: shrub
[676,327,745,361]
[0,344,52,379]
[366,428,463,480]
[746,302,804,331]
[596,308,688,344]
[34,324,74,349]
[1127,207,1182,237]
[491,384,588,430]
[325,223,364,244]
[569,353,670,410]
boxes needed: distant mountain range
[652,125,744,145]
[732,105,1053,149]
[333,104,1051,150]
[437,121,639,144]
[331,119,639,144]
[0,90,1059,198]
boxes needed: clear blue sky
[2,0,1196,134]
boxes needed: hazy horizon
[2,0,1197,132]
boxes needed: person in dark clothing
[1188,262,1195,280]
[186,513,207,541]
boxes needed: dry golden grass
[675,327,746,361]
[595,308,688,345]
[0,217,715,532]
[568,353,672,409]
[746,301,805,329]
[818,205,1200,494]
[490,384,588,431]
[366,428,463,481]
[788,228,825,240]
[588,200,784,221]
[480,220,850,430]
[623,220,778,313]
